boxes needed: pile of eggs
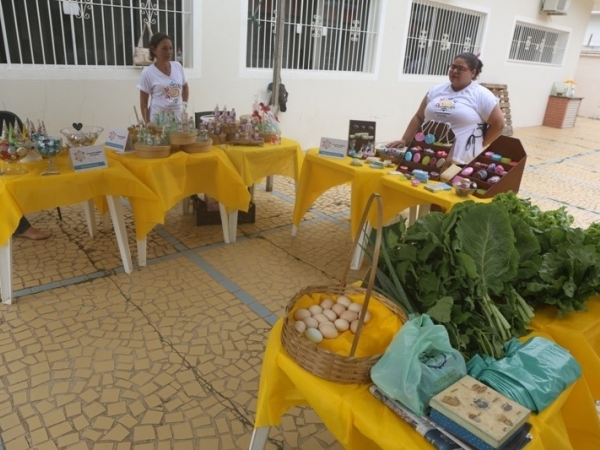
[292,295,371,344]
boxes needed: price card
[318,137,348,159]
[69,145,108,172]
[105,127,134,152]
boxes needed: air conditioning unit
[541,0,570,15]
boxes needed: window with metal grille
[403,0,485,76]
[509,22,567,65]
[246,0,380,73]
[0,0,191,67]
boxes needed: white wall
[0,0,594,150]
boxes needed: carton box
[462,136,527,199]
[192,195,255,226]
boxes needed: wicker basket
[134,144,171,159]
[169,132,196,146]
[180,139,213,154]
[281,194,408,384]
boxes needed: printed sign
[105,127,134,152]
[318,137,348,159]
[348,120,376,158]
[69,144,108,172]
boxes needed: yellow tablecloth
[219,137,303,186]
[376,175,492,225]
[108,147,251,238]
[530,296,600,399]
[254,319,600,449]
[0,154,159,246]
[292,149,388,238]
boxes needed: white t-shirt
[136,62,188,122]
[424,82,498,164]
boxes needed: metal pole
[271,0,286,117]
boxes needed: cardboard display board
[461,135,527,199]
[396,121,456,180]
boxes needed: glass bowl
[36,137,64,175]
[60,126,103,147]
[0,142,31,174]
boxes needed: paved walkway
[1,118,599,449]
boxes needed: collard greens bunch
[375,192,600,359]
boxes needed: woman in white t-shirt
[137,32,189,124]
[389,52,504,164]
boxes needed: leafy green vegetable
[373,191,600,359]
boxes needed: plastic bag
[371,314,467,416]
[468,337,582,413]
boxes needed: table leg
[351,222,372,270]
[228,210,239,244]
[291,225,298,237]
[218,203,231,244]
[418,204,431,219]
[249,427,269,450]
[82,200,96,237]
[182,196,192,215]
[137,238,147,267]
[408,206,418,226]
[106,196,133,274]
[266,175,273,192]
[0,239,13,305]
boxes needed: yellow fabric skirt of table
[255,319,600,449]
[0,153,160,245]
[219,137,304,186]
[107,147,251,238]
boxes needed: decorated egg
[404,151,413,162]
[460,167,473,176]
[413,152,422,163]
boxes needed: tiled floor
[1,118,600,449]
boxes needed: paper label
[318,137,348,159]
[69,145,108,172]
[105,127,134,152]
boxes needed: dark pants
[14,216,31,235]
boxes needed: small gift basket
[281,194,408,384]
[133,122,171,158]
[181,129,213,154]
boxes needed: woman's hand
[387,139,406,149]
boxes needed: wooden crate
[480,83,513,136]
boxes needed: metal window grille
[509,22,567,65]
[403,0,485,76]
[0,0,191,67]
[246,0,380,73]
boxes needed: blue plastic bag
[371,314,466,416]
[468,337,582,413]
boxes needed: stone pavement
[0,118,599,449]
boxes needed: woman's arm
[482,104,505,148]
[139,91,150,124]
[388,95,428,148]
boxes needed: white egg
[303,317,319,329]
[363,311,372,323]
[308,305,323,315]
[350,320,360,334]
[322,309,337,322]
[340,310,358,323]
[334,318,350,332]
[312,313,329,324]
[319,323,339,339]
[331,304,346,317]
[294,320,306,333]
[348,303,363,313]
[294,308,311,321]
[304,328,323,343]
[336,296,352,307]
[320,298,334,310]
